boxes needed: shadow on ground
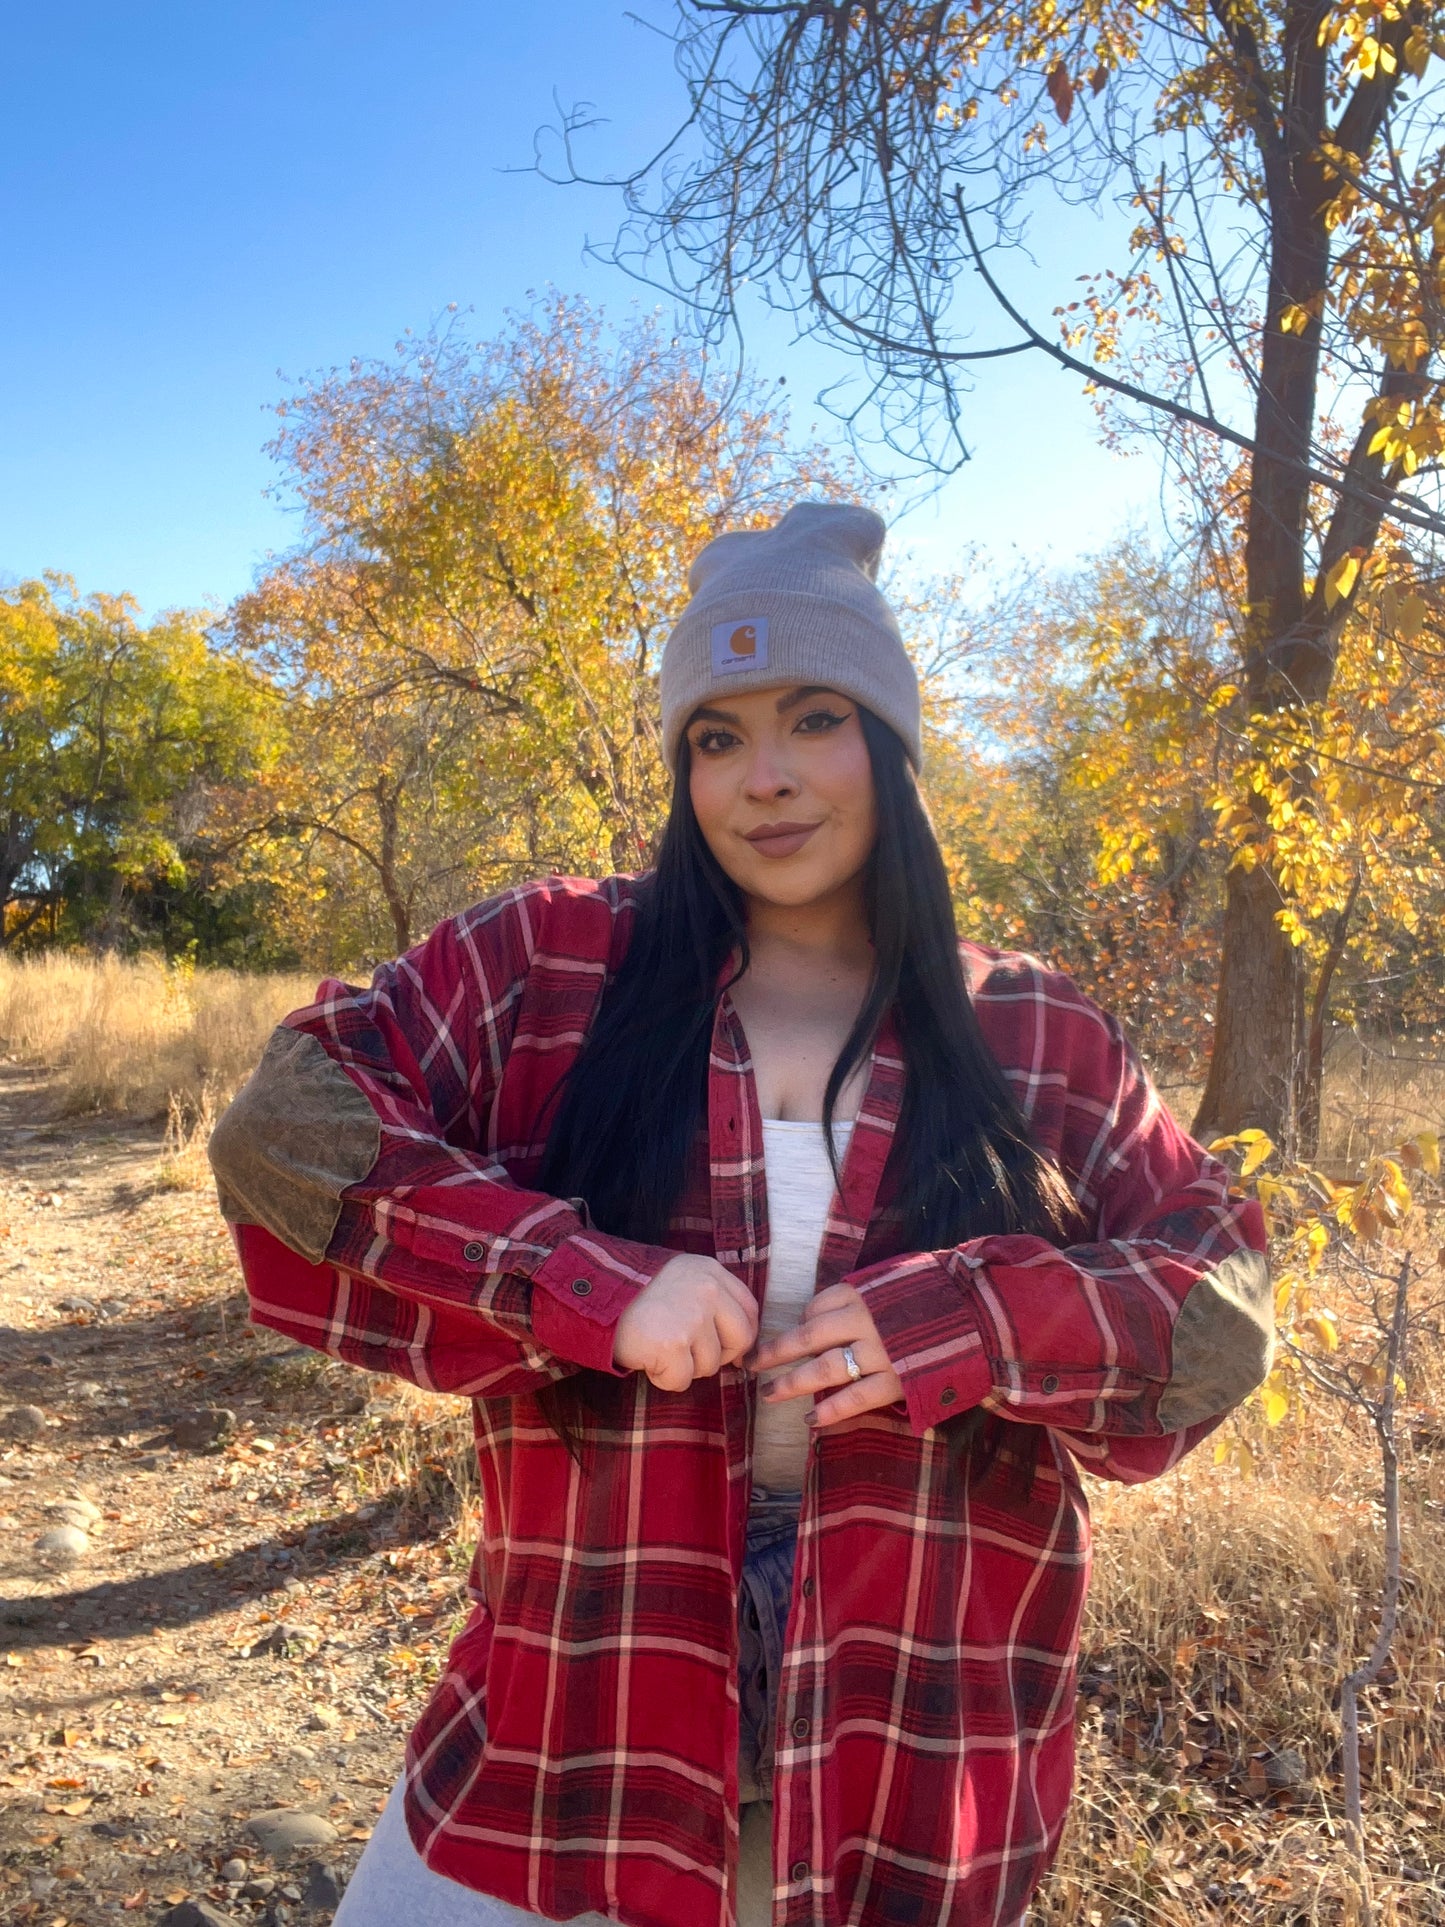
[2,1491,441,1648]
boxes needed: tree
[917,541,1230,1074]
[561,0,1445,1148]
[0,576,279,951]
[916,536,1445,1137]
[228,298,846,967]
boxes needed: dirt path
[0,1065,476,1925]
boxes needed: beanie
[659,501,921,771]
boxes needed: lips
[741,820,821,859]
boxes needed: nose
[741,738,800,801]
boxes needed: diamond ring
[841,1344,863,1383]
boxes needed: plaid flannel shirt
[211,873,1270,1927]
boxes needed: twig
[1338,1250,1410,1918]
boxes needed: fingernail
[804,1412,817,1427]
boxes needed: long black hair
[537,707,1078,1466]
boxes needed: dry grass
[1157,1032,1445,1170]
[1315,1035,1445,1169]
[0,952,315,1122]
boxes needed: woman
[209,502,1270,1927]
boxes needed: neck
[742,873,873,970]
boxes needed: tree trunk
[375,780,411,954]
[1191,860,1305,1149]
[89,871,130,955]
[1196,0,1330,1144]
[0,811,33,948]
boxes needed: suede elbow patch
[1157,1247,1273,1431]
[207,1027,381,1262]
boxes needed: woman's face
[685,684,878,911]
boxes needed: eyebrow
[777,685,848,713]
[688,685,850,728]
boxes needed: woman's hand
[613,1253,760,1392]
[748,1281,904,1428]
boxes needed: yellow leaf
[1302,1310,1339,1351]
[1213,1433,1254,1477]
[1240,1133,1276,1178]
[1325,552,1361,608]
[1413,1130,1439,1178]
[1376,1159,1413,1220]
[1398,591,1427,639]
[1255,1176,1299,1213]
[1274,1277,1295,1317]
[1261,1380,1290,1426]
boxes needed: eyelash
[691,709,849,755]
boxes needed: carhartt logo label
[711,617,768,674]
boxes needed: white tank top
[752,1117,854,1493]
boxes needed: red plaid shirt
[226,874,1267,1927]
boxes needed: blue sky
[0,1,1154,616]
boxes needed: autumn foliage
[3,296,1442,1157]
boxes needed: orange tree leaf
[1046,63,1075,123]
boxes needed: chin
[737,862,849,908]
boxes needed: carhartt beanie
[659,501,921,770]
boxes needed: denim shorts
[736,1486,802,1804]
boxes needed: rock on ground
[246,1807,341,1857]
[304,1860,347,1910]
[35,1522,90,1563]
[172,1405,237,1450]
[48,1494,101,1530]
[157,1901,244,1927]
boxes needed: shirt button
[791,1716,810,1739]
[790,1861,810,1883]
[1041,1373,1060,1395]
[938,1386,957,1407]
[463,1242,485,1263]
[801,1577,815,1599]
[571,1278,593,1296]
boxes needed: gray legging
[333,1777,775,1927]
